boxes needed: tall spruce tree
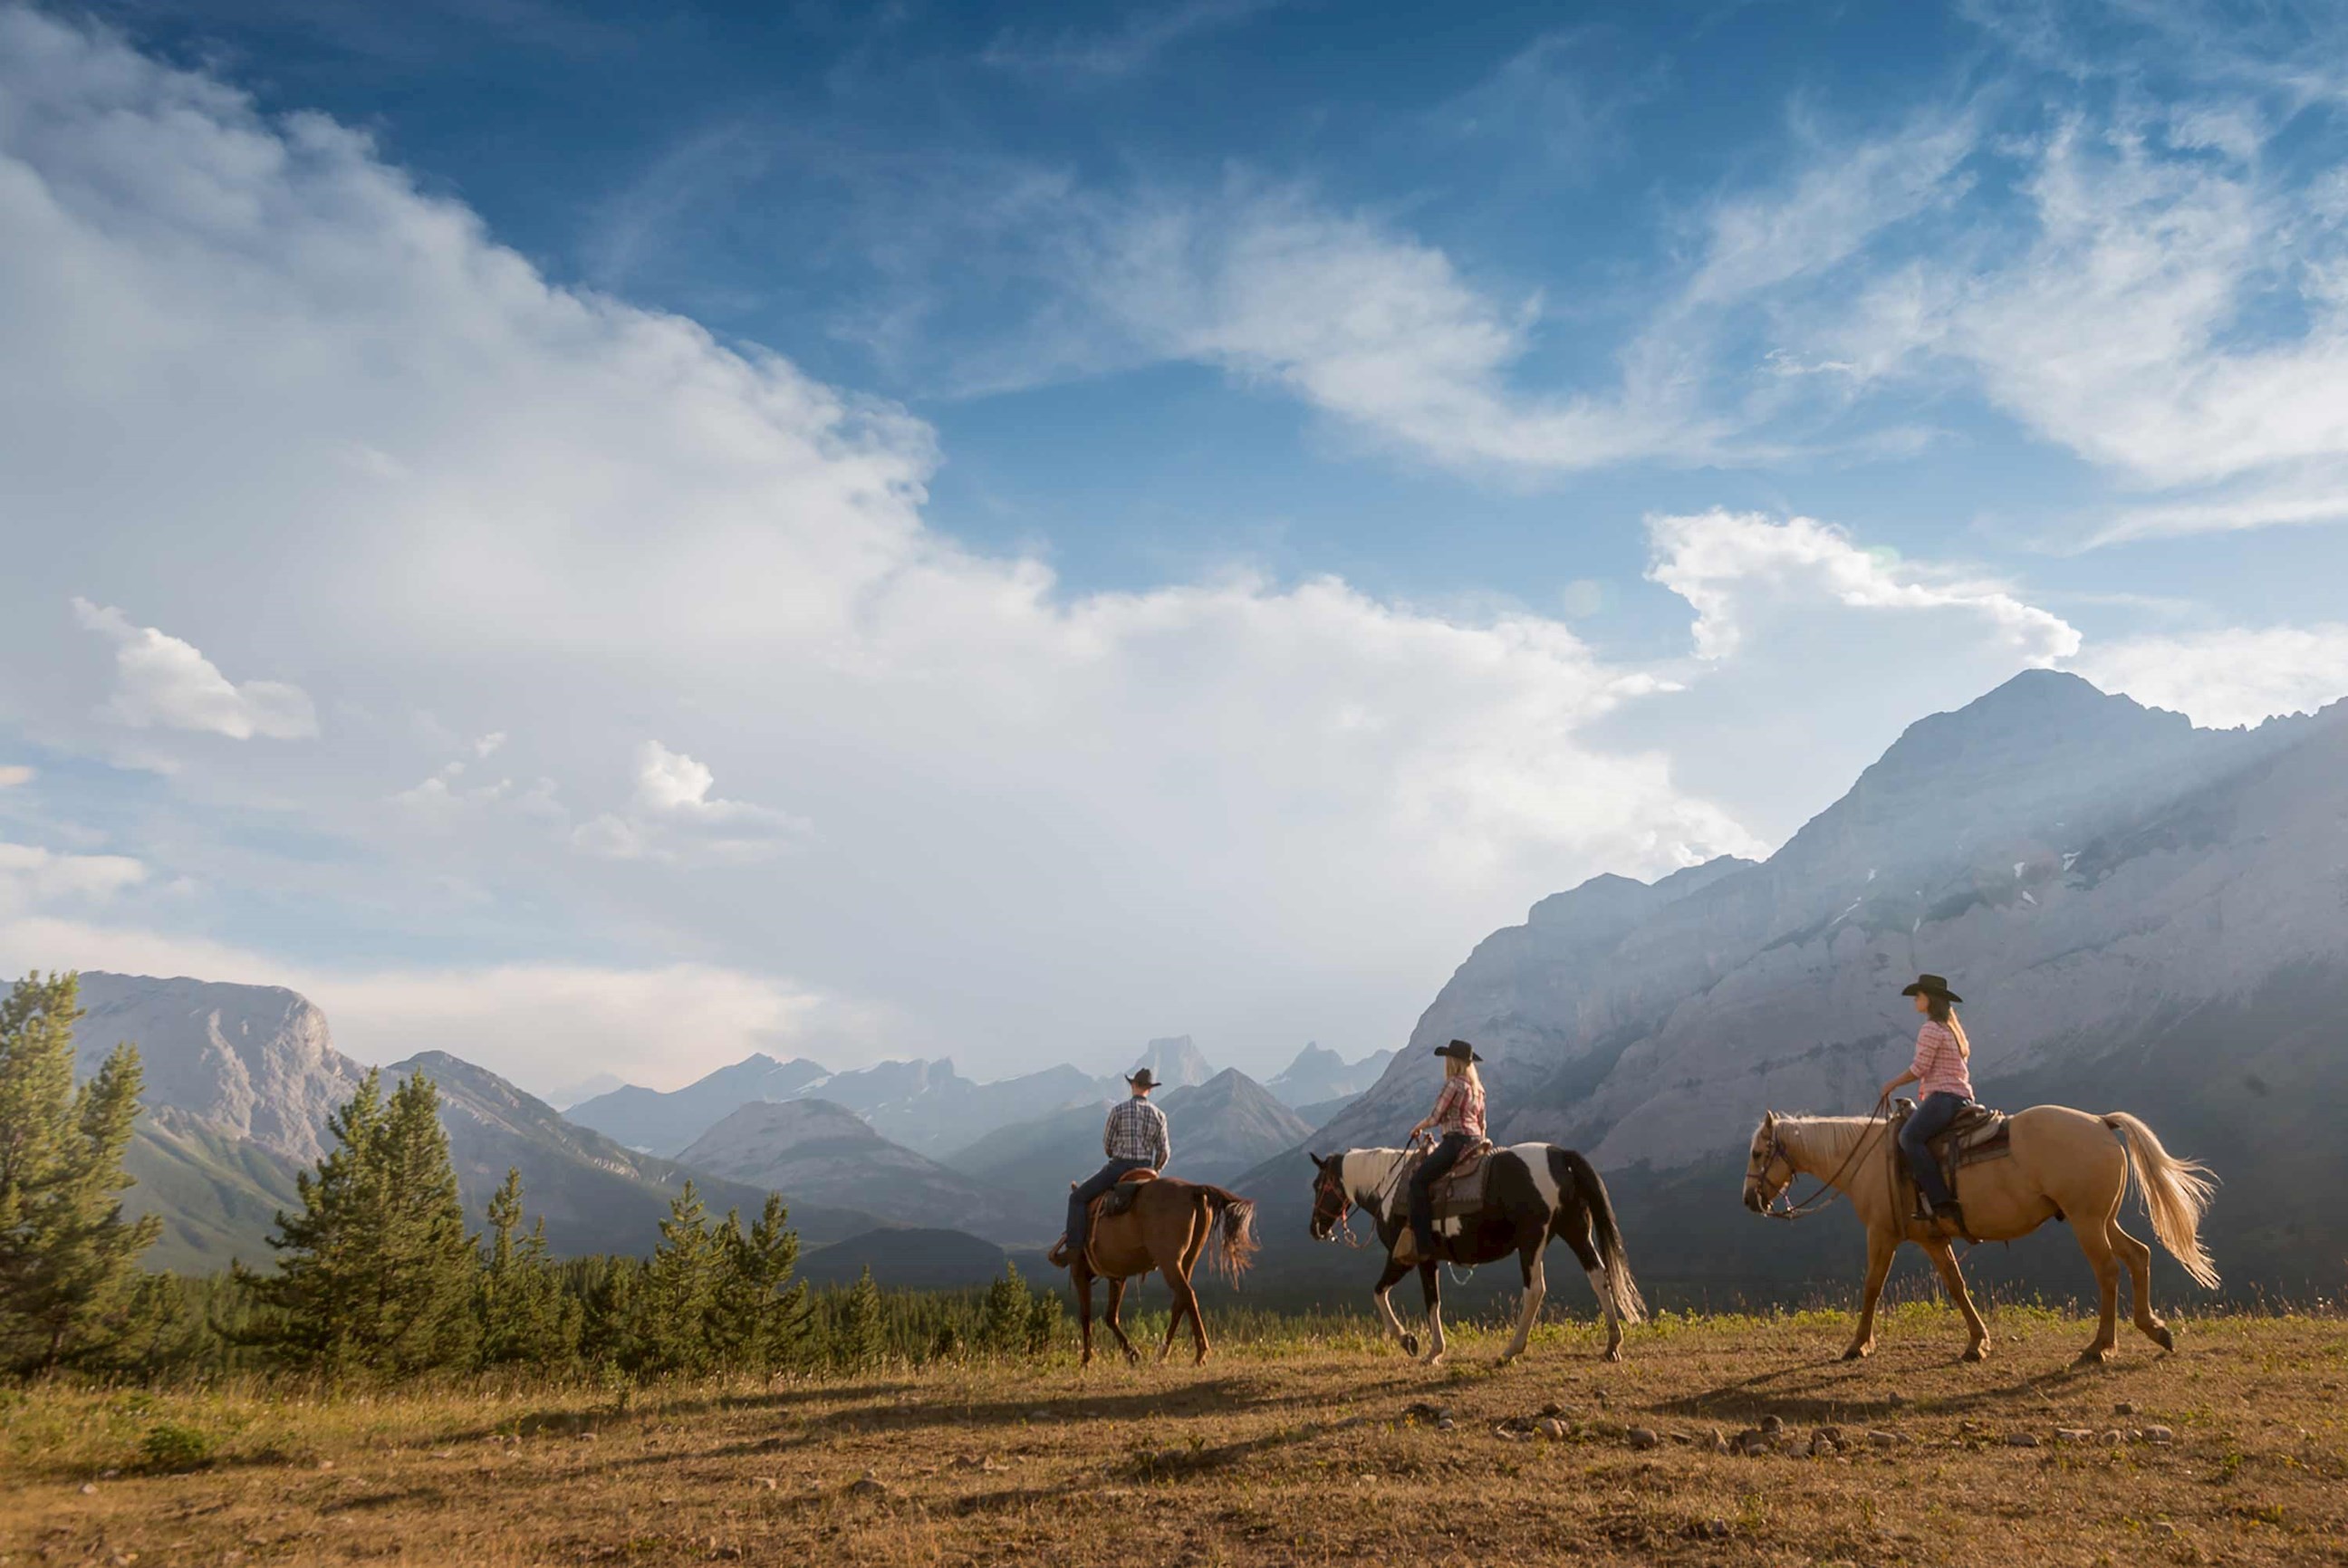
[977,1260,1032,1355]
[636,1182,719,1378]
[0,971,161,1374]
[832,1265,885,1373]
[476,1168,577,1370]
[711,1194,812,1374]
[239,1069,478,1377]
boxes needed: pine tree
[710,1194,812,1375]
[239,1069,478,1377]
[1023,1289,1062,1359]
[832,1265,885,1373]
[573,1254,644,1374]
[476,1169,576,1370]
[636,1182,719,1378]
[977,1260,1032,1355]
[0,971,162,1374]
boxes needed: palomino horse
[1308,1145,1644,1365]
[1743,1107,2218,1366]
[1073,1175,1257,1369]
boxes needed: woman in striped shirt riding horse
[1878,973,1976,1235]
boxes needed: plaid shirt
[1910,1022,1974,1100]
[1431,1075,1487,1139]
[1104,1095,1170,1167]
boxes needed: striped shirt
[1103,1095,1170,1167]
[1431,1075,1487,1139]
[1910,1021,1974,1100]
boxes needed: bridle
[1748,1106,1887,1221]
[1310,1161,1366,1248]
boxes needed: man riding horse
[1049,1067,1170,1269]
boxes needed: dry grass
[6,1304,2346,1566]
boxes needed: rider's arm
[1150,1106,1169,1170]
[1878,1066,1919,1102]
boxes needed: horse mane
[1777,1113,1882,1168]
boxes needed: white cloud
[0,841,147,915]
[0,9,1768,1080]
[980,0,1274,79]
[69,599,318,740]
[1646,511,2081,664]
[1816,111,2348,538]
[0,765,31,787]
[2069,623,2348,727]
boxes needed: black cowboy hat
[1900,973,1964,1004]
[1125,1068,1161,1090]
[1432,1039,1484,1063]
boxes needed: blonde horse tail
[2103,1112,2220,1290]
[1195,1186,1258,1283]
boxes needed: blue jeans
[1066,1159,1152,1258]
[1900,1092,1969,1210]
[1408,1132,1476,1249]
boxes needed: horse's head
[1743,1111,1794,1213]
[1307,1151,1352,1241]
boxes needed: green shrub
[140,1420,214,1472]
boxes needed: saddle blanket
[1407,1140,1497,1235]
[1090,1167,1159,1223]
[1889,1099,2012,1221]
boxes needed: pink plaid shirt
[1910,1021,1974,1100]
[1431,1076,1487,1139]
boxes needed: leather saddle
[1407,1139,1496,1236]
[1089,1167,1158,1224]
[1889,1098,2011,1221]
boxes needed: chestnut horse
[1742,1106,2218,1366]
[1073,1175,1257,1368]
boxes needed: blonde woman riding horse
[1744,972,2218,1367]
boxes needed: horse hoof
[2152,1327,2176,1352]
[1840,1346,1868,1362]
[1602,1346,1623,1364]
[2074,1348,2112,1368]
[1961,1345,1987,1363]
[1400,1335,1419,1358]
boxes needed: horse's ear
[1307,1151,1326,1170]
[1762,1110,1778,1129]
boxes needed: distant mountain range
[1264,1044,1392,1110]
[72,974,882,1271]
[677,1100,1028,1242]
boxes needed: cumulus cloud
[69,599,318,740]
[0,8,1771,1079]
[1647,511,2081,664]
[2069,624,2348,727]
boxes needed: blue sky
[3,1,2346,1091]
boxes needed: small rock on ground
[1628,1428,1660,1450]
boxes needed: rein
[1760,1106,1888,1221]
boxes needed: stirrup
[1047,1236,1073,1268]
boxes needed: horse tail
[1193,1184,1258,1284]
[2103,1112,2220,1290]
[1555,1149,1645,1324]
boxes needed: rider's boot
[1391,1226,1424,1266]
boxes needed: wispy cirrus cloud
[980,0,1276,80]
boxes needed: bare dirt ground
[7,1306,2345,1566]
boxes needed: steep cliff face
[75,972,364,1164]
[1273,674,2348,1219]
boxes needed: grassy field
[6,1304,2345,1566]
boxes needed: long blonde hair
[1928,995,1971,1060]
[1445,1055,1484,1091]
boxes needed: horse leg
[1104,1276,1139,1365]
[1157,1262,1208,1367]
[1076,1267,1096,1371]
[1419,1262,1448,1366]
[1842,1227,1896,1361]
[1498,1242,1545,1365]
[2112,1221,2173,1352]
[2073,1214,2122,1366]
[1560,1212,1622,1362]
[1925,1239,1990,1362]
[1370,1257,1418,1357]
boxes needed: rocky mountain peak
[1132,1035,1212,1088]
[75,970,362,1165]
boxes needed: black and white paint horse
[1307,1144,1645,1364]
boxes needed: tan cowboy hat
[1900,973,1964,1004]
